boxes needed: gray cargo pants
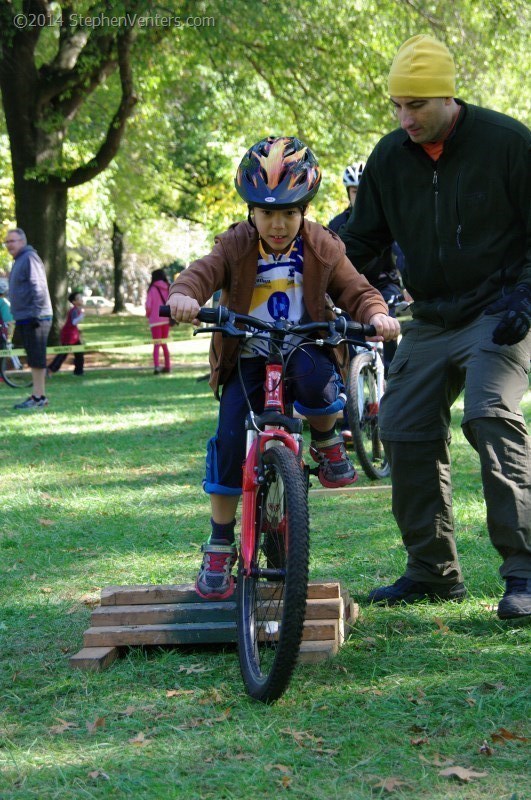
[379,312,531,584]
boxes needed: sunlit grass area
[0,315,529,799]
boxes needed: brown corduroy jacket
[168,219,388,395]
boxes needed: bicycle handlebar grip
[158,304,231,324]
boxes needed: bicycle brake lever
[193,323,250,338]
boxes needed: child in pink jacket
[145,269,171,374]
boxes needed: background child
[167,136,400,600]
[0,277,14,348]
[145,269,171,374]
[48,291,85,376]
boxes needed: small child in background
[0,277,14,347]
[48,291,85,376]
[145,269,171,374]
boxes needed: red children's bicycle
[163,304,374,703]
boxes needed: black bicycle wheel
[347,352,390,480]
[237,444,309,703]
[1,352,32,389]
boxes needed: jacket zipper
[455,171,462,249]
[433,169,442,263]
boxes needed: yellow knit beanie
[388,34,456,97]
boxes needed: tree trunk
[112,221,126,313]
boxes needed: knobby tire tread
[347,352,390,480]
[237,445,309,703]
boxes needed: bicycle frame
[240,360,302,577]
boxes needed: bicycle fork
[239,361,303,577]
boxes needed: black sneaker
[497,577,531,620]
[368,576,467,605]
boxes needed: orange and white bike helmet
[235,136,321,210]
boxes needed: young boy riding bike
[167,136,399,600]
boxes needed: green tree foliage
[0,0,529,316]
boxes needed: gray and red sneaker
[310,434,357,488]
[195,541,238,600]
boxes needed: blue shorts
[204,347,346,494]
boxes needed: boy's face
[252,208,304,254]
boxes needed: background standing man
[341,34,531,620]
[5,228,53,409]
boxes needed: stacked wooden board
[70,580,359,671]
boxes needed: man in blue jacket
[5,228,53,408]
[341,35,530,620]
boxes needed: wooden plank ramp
[70,580,359,671]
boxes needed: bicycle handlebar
[159,304,376,339]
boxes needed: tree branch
[56,27,137,188]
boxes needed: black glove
[484,285,531,345]
[31,318,41,329]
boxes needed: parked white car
[83,296,114,315]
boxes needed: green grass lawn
[0,315,529,799]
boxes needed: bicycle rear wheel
[237,445,309,703]
[1,352,32,389]
[347,352,390,480]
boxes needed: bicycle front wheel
[1,352,32,389]
[347,352,390,480]
[237,445,309,703]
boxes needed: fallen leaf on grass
[79,594,100,608]
[38,518,56,526]
[88,769,109,780]
[86,716,105,733]
[118,704,155,717]
[49,719,78,734]
[439,766,488,783]
[491,727,528,743]
[419,753,454,767]
[178,663,213,675]
[177,708,232,729]
[277,776,292,789]
[410,737,429,746]
[407,688,427,705]
[199,688,224,704]
[465,697,476,707]
[129,732,150,746]
[479,681,506,693]
[479,740,495,756]
[40,587,53,594]
[267,764,292,775]
[166,688,196,698]
[372,777,409,792]
[433,616,450,634]
[280,729,324,748]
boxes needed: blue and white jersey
[242,237,306,357]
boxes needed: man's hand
[484,285,531,345]
[368,313,401,341]
[31,318,40,329]
[168,294,201,325]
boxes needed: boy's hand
[369,313,400,341]
[168,294,201,325]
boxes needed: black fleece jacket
[341,100,530,328]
